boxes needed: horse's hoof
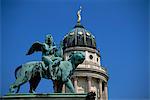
[9,88,15,93]
[29,90,36,93]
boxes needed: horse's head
[69,51,85,65]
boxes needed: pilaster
[87,76,92,92]
[104,83,108,100]
[99,80,102,100]
[73,77,78,93]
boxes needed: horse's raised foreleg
[65,78,75,93]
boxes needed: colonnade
[63,76,108,100]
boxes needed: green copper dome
[63,22,96,49]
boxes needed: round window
[89,55,93,60]
[97,58,99,62]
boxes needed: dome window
[89,55,93,60]
[77,33,84,45]
[78,31,83,35]
[92,35,95,39]
[70,32,74,35]
[97,58,99,62]
[86,32,90,36]
[64,35,68,39]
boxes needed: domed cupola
[63,7,96,50]
[62,7,109,100]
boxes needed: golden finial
[77,6,82,23]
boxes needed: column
[62,84,65,93]
[104,83,108,100]
[63,53,67,60]
[87,77,92,92]
[99,80,102,100]
[74,77,78,93]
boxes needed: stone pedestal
[1,93,92,100]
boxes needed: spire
[77,6,82,23]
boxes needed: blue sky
[1,0,149,99]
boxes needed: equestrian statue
[9,34,85,93]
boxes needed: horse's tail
[15,65,22,79]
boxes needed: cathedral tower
[62,7,109,100]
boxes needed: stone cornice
[72,71,108,82]
[74,68,109,81]
[64,46,100,57]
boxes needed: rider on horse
[26,34,62,80]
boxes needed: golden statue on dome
[77,6,82,23]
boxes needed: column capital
[104,82,108,87]
[72,76,77,79]
[98,79,102,82]
[87,76,92,81]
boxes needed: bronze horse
[9,52,85,93]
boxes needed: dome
[63,22,96,49]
